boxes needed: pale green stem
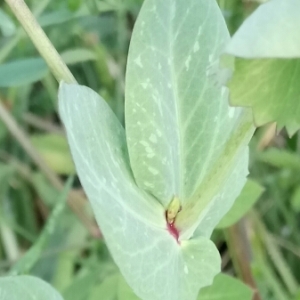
[5,0,76,84]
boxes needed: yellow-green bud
[167,196,181,224]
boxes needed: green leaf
[226,0,300,136]
[0,58,48,87]
[229,58,300,136]
[217,179,264,228]
[30,133,75,175]
[126,0,229,207]
[226,0,300,58]
[59,0,254,299]
[61,48,97,65]
[125,0,253,240]
[0,275,63,300]
[59,83,220,300]
[198,274,253,300]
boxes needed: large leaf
[59,0,254,299]
[226,0,300,136]
[198,273,253,300]
[125,0,253,239]
[59,83,220,300]
[0,275,63,300]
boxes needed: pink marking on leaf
[165,211,180,244]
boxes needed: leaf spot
[221,87,227,96]
[228,107,235,119]
[171,2,176,20]
[184,265,189,274]
[151,4,157,12]
[148,167,159,175]
[193,41,200,53]
[140,140,149,147]
[185,55,192,70]
[134,55,143,68]
[156,129,162,137]
[141,79,150,89]
[144,181,154,188]
[197,26,203,36]
[149,134,157,143]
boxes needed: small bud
[166,196,181,224]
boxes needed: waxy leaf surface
[226,0,300,59]
[59,0,254,299]
[59,83,220,300]
[125,0,253,239]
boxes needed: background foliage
[0,0,299,299]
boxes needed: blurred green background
[0,0,300,299]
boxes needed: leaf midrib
[167,0,182,202]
